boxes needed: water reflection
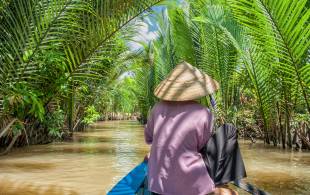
[0,120,309,195]
[237,140,310,194]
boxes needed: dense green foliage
[128,0,310,149]
[0,0,309,152]
[82,106,100,125]
[0,0,163,152]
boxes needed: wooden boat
[107,161,149,195]
[107,161,269,195]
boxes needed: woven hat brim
[154,74,219,101]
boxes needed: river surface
[0,120,309,195]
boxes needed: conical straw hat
[154,61,219,101]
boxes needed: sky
[126,0,186,51]
[126,5,166,51]
[119,6,164,80]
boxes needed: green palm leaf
[228,0,310,114]
[0,0,163,123]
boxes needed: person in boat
[144,61,245,195]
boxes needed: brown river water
[0,120,309,195]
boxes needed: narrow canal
[0,120,309,195]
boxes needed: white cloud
[127,18,159,51]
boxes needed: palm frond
[228,0,310,113]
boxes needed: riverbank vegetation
[0,0,164,153]
[0,0,309,154]
[129,0,310,149]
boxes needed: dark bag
[200,123,247,186]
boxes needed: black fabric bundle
[200,123,247,186]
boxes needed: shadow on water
[246,171,310,195]
[1,142,148,157]
[0,180,78,195]
[0,161,56,171]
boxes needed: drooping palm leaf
[228,0,310,114]
[190,0,243,113]
[0,0,164,127]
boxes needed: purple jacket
[144,100,215,195]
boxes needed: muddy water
[0,120,309,195]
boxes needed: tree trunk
[281,123,286,149]
[0,118,17,138]
[0,132,21,155]
[265,132,270,144]
[272,128,277,146]
[68,82,74,132]
[285,111,292,148]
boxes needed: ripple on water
[0,180,79,195]
[0,161,56,171]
